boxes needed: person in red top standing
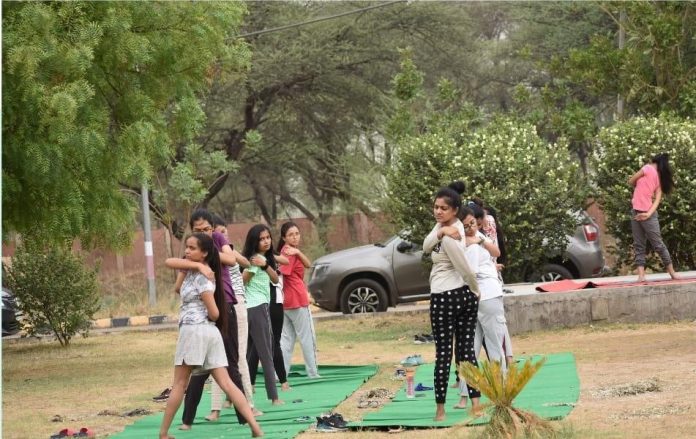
[277,222,320,379]
[628,153,679,282]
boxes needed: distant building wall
[2,213,391,280]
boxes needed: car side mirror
[396,241,414,253]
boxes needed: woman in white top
[456,206,509,409]
[423,186,481,421]
[159,233,262,439]
[469,202,514,367]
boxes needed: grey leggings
[631,209,672,267]
[246,304,278,401]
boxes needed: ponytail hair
[191,232,228,339]
[651,153,674,194]
[448,180,466,196]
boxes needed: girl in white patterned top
[205,216,263,421]
[159,233,262,439]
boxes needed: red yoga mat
[535,279,597,293]
[536,277,696,293]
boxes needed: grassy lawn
[3,315,695,438]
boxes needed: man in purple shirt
[211,230,236,305]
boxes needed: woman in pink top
[628,153,679,282]
[277,221,320,379]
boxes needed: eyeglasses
[193,226,212,233]
[462,221,477,230]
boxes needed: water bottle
[406,368,415,398]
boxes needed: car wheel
[538,264,574,282]
[340,279,388,314]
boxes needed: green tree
[592,116,696,271]
[149,2,493,246]
[3,1,249,249]
[564,2,696,118]
[4,240,100,347]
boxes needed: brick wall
[2,213,391,280]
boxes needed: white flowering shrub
[386,115,587,282]
[593,116,696,271]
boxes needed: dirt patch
[592,377,661,398]
[509,321,696,439]
[609,403,692,421]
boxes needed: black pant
[248,286,287,385]
[430,286,481,404]
[182,303,245,425]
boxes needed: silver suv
[308,212,606,314]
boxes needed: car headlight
[310,263,330,281]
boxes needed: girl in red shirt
[277,222,320,378]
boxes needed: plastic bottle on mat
[405,368,415,398]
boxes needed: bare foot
[281,382,291,391]
[670,273,681,280]
[453,401,468,409]
[272,399,285,405]
[178,424,191,431]
[252,407,264,417]
[159,435,175,439]
[637,276,646,283]
[252,425,264,437]
[434,406,446,421]
[222,400,232,409]
[205,410,219,422]
[470,402,484,417]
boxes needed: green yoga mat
[112,364,377,439]
[352,352,579,428]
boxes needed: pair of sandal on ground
[50,427,94,438]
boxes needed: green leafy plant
[4,241,100,346]
[592,115,696,271]
[2,2,249,249]
[386,113,587,282]
[459,358,555,438]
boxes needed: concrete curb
[5,274,694,344]
[89,314,177,329]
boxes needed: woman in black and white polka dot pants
[430,286,480,404]
[423,185,482,421]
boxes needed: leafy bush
[4,241,100,346]
[592,115,696,271]
[386,114,587,282]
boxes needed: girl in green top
[242,224,286,404]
